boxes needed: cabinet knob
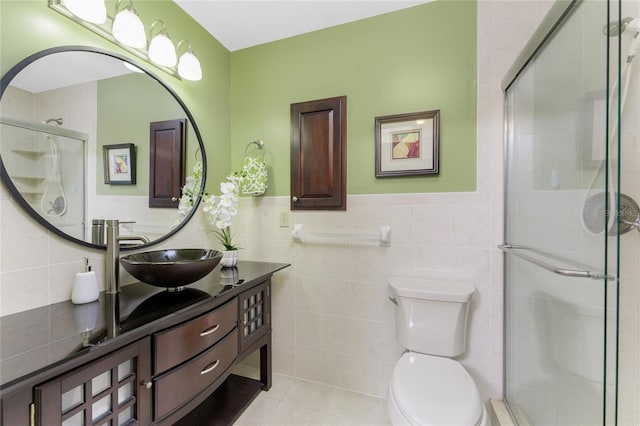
[292,196,299,202]
[140,380,153,389]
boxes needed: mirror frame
[0,45,207,250]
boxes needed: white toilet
[387,277,487,426]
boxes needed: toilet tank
[388,278,475,357]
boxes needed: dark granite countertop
[0,261,289,391]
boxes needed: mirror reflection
[0,47,204,248]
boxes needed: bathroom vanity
[0,261,288,426]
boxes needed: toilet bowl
[387,278,486,426]
[387,353,487,425]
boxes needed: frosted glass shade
[178,50,202,81]
[148,32,176,67]
[62,0,107,24]
[112,8,146,49]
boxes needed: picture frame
[375,110,440,177]
[103,143,136,185]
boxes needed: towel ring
[244,140,264,157]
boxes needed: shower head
[44,118,63,126]
[604,16,635,37]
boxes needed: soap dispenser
[71,257,99,304]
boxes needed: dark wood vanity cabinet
[1,272,278,426]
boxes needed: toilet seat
[389,352,483,426]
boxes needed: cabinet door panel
[149,119,186,208]
[238,281,271,353]
[35,338,151,426]
[290,96,346,210]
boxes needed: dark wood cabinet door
[290,96,346,210]
[149,119,186,208]
[34,338,151,426]
[238,281,271,353]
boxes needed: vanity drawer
[153,298,237,374]
[154,329,238,420]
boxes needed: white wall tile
[321,350,351,389]
[295,311,322,349]
[349,281,393,323]
[413,204,452,247]
[321,278,350,317]
[322,315,350,354]
[1,200,49,272]
[1,266,49,315]
[295,345,323,382]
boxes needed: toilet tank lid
[388,278,475,302]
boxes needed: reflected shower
[41,117,67,217]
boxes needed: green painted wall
[96,73,198,196]
[230,1,477,195]
[1,0,477,200]
[0,0,231,192]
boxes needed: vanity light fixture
[112,0,146,49]
[49,0,203,82]
[61,0,107,24]
[177,40,203,81]
[148,20,177,68]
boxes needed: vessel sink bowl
[120,249,222,288]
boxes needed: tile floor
[232,365,391,426]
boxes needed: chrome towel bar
[498,244,613,280]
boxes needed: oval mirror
[0,46,206,250]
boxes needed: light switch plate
[279,211,289,228]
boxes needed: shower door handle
[498,244,613,280]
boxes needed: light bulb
[148,22,176,67]
[112,6,146,49]
[62,0,107,24]
[178,49,202,81]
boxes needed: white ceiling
[8,1,433,92]
[173,0,433,52]
[10,52,135,93]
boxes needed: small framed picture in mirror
[103,143,136,185]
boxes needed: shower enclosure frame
[0,115,89,240]
[501,0,629,424]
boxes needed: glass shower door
[503,1,620,424]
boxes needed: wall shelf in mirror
[9,148,46,156]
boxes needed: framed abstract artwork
[103,143,136,185]
[375,110,440,177]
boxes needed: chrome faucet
[105,219,150,294]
